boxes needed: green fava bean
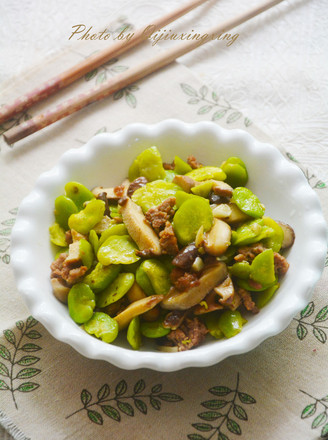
[173,197,213,246]
[83,262,121,293]
[129,146,166,182]
[231,219,274,247]
[190,180,213,197]
[142,259,171,295]
[89,229,99,254]
[175,191,195,208]
[96,273,135,308]
[65,181,95,211]
[254,283,279,308]
[68,199,105,235]
[229,261,251,279]
[250,248,276,286]
[84,312,118,343]
[232,187,265,218]
[221,163,248,188]
[97,235,140,265]
[132,180,180,213]
[186,166,226,182]
[163,170,176,182]
[140,320,170,338]
[204,312,224,339]
[79,239,94,269]
[54,195,78,230]
[49,222,67,247]
[262,217,284,252]
[174,156,192,174]
[68,283,95,324]
[221,157,248,188]
[98,223,128,247]
[136,264,155,296]
[218,310,244,338]
[127,316,142,350]
[237,278,276,292]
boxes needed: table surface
[0,1,327,439]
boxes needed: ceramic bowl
[11,119,327,371]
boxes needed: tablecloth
[0,1,327,439]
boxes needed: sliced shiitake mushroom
[203,218,231,256]
[161,262,228,310]
[276,221,295,249]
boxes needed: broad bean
[68,199,105,235]
[84,312,118,343]
[68,283,95,324]
[96,273,135,308]
[65,181,95,210]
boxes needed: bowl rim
[11,119,328,371]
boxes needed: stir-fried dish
[49,147,295,351]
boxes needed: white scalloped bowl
[11,120,327,371]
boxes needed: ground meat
[65,266,88,284]
[127,177,148,198]
[187,155,203,169]
[145,197,176,232]
[170,268,200,292]
[172,244,198,270]
[163,161,175,170]
[237,287,259,314]
[65,230,73,245]
[234,243,267,263]
[50,253,68,279]
[159,222,179,255]
[50,252,87,286]
[163,310,188,330]
[114,184,126,197]
[166,317,208,351]
[274,252,289,276]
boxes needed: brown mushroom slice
[92,186,120,200]
[211,204,232,219]
[211,180,233,197]
[276,221,295,249]
[213,275,241,310]
[114,295,164,330]
[119,198,161,255]
[163,310,188,329]
[161,262,227,310]
[51,278,70,304]
[92,215,113,234]
[214,275,234,302]
[193,291,224,315]
[204,218,231,256]
[92,179,129,200]
[64,241,81,265]
[172,174,197,193]
[224,203,251,224]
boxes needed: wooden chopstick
[4,0,285,145]
[0,0,209,125]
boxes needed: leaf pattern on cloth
[0,317,42,409]
[294,301,328,344]
[180,83,252,128]
[285,152,327,190]
[84,58,140,109]
[188,373,256,440]
[300,389,328,438]
[66,379,183,425]
[0,208,18,265]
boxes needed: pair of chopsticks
[2,0,284,145]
